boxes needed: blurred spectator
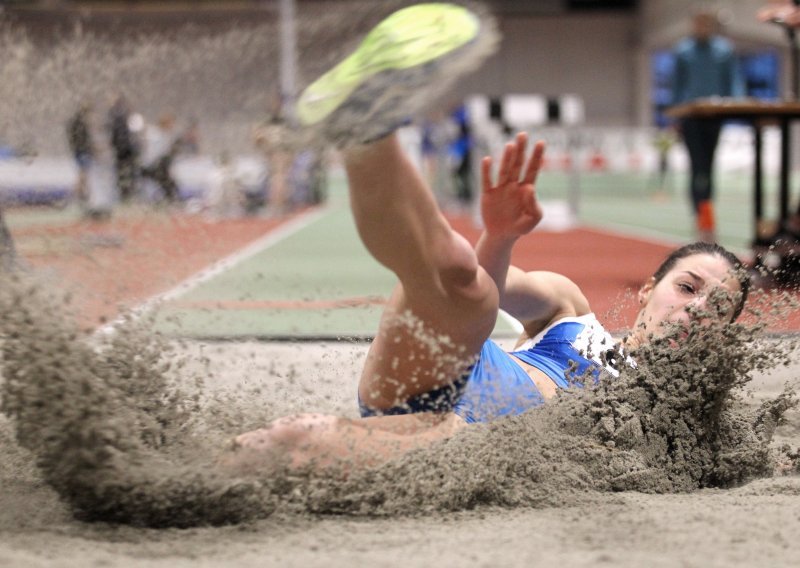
[106,94,140,202]
[651,127,677,197]
[140,113,180,203]
[204,152,244,218]
[289,149,328,206]
[180,117,201,155]
[420,110,455,205]
[0,208,18,272]
[671,10,744,243]
[66,102,95,210]
[449,102,474,209]
[253,97,294,214]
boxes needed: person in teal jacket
[672,10,744,243]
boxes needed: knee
[435,231,480,291]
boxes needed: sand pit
[1,333,799,567]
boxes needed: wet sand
[1,339,798,568]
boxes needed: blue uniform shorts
[357,314,625,424]
[359,339,544,424]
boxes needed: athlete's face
[628,253,742,348]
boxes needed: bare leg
[224,4,501,475]
[344,134,499,410]
[224,134,493,475]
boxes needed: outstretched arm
[224,412,465,474]
[476,132,543,296]
[475,132,589,327]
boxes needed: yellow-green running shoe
[296,3,497,145]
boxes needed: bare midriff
[509,356,559,400]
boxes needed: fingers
[497,141,516,186]
[496,132,528,185]
[486,133,546,188]
[523,140,546,186]
[481,155,493,192]
[511,132,527,180]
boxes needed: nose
[686,293,727,327]
[688,294,707,311]
[684,293,708,322]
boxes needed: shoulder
[528,271,589,310]
[514,270,591,333]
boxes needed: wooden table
[667,99,800,246]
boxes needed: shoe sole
[296,3,481,128]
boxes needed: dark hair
[651,241,750,321]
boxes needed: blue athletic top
[509,314,623,389]
[450,338,544,423]
[672,36,744,104]
[359,313,631,424]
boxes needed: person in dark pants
[141,114,180,203]
[107,95,140,203]
[450,102,473,208]
[672,10,744,243]
[66,103,95,210]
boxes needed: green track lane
[152,166,778,339]
[153,177,516,339]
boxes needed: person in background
[107,94,140,203]
[181,117,201,156]
[420,110,455,207]
[253,92,295,214]
[651,127,677,198]
[204,152,244,219]
[0,208,18,272]
[140,113,180,203]
[66,102,96,211]
[449,101,474,211]
[672,9,744,243]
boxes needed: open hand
[480,132,545,238]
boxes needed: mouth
[667,334,686,350]
[659,322,689,347]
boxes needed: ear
[638,277,656,305]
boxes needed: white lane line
[95,206,331,336]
